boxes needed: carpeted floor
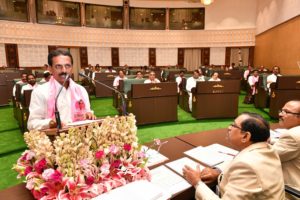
[0,93,276,190]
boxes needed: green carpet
[0,93,277,190]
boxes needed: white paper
[166,157,204,176]
[151,165,191,196]
[142,146,169,167]
[67,119,102,127]
[93,180,171,200]
[184,144,238,167]
[270,128,287,144]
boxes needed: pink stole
[47,77,87,122]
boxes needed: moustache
[59,73,68,77]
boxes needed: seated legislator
[186,70,205,111]
[247,70,259,96]
[267,66,282,91]
[92,64,101,80]
[105,66,116,73]
[208,72,221,81]
[12,72,27,97]
[40,71,51,83]
[113,70,127,88]
[176,70,185,93]
[135,71,144,79]
[27,50,95,130]
[144,71,161,83]
[21,74,38,94]
[273,100,300,190]
[183,112,285,200]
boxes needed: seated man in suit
[27,50,96,130]
[186,70,205,111]
[144,71,160,83]
[21,74,38,94]
[183,112,285,200]
[273,100,300,191]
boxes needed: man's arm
[273,133,300,162]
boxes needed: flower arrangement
[13,114,151,200]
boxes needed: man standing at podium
[27,50,95,130]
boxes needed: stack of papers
[67,119,102,127]
[151,165,191,196]
[184,144,238,167]
[166,157,204,176]
[142,146,169,167]
[93,180,171,200]
[270,129,286,144]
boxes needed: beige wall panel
[254,16,300,75]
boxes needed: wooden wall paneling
[248,46,254,67]
[79,47,88,68]
[111,48,119,67]
[48,46,57,53]
[149,48,156,66]
[225,47,231,66]
[178,48,184,67]
[5,44,19,68]
[201,48,210,66]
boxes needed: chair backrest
[123,78,146,94]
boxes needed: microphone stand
[55,75,70,131]
[79,72,127,116]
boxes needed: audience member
[208,72,221,81]
[175,70,185,93]
[113,70,127,88]
[40,71,51,83]
[243,65,253,80]
[267,66,281,89]
[144,71,160,83]
[247,70,259,96]
[183,112,285,200]
[135,71,143,79]
[27,50,95,130]
[21,74,38,94]
[273,100,300,191]
[12,72,27,97]
[186,70,205,111]
[105,66,116,73]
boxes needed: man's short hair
[194,70,200,74]
[240,112,270,143]
[180,70,185,74]
[43,71,51,78]
[48,50,73,67]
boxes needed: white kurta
[208,78,221,82]
[186,76,205,111]
[21,83,38,94]
[27,79,91,130]
[144,78,160,84]
[176,76,183,93]
[266,74,281,88]
[113,76,127,87]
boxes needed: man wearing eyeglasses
[27,50,96,130]
[273,100,300,191]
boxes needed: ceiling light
[201,0,214,5]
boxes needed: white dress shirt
[208,78,221,82]
[176,76,183,93]
[186,76,205,92]
[266,73,281,88]
[144,78,161,84]
[27,79,91,130]
[113,76,128,87]
[21,83,38,94]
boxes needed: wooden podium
[94,73,117,97]
[192,80,240,119]
[127,82,178,125]
[269,76,300,118]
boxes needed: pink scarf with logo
[47,76,86,122]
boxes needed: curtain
[184,49,201,71]
[230,48,250,66]
[240,48,249,66]
[230,48,240,66]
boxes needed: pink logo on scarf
[75,100,85,110]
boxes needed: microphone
[79,72,127,116]
[55,74,70,130]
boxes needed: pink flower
[34,158,47,174]
[86,176,94,185]
[123,144,131,151]
[24,166,33,176]
[109,145,119,154]
[42,168,63,182]
[111,160,121,168]
[95,150,105,159]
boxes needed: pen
[218,151,236,157]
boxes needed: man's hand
[183,165,202,186]
[200,167,221,186]
[85,112,96,120]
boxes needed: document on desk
[184,144,238,167]
[151,165,191,196]
[93,180,171,200]
[142,146,169,167]
[67,119,102,127]
[166,157,204,176]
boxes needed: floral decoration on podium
[13,114,152,200]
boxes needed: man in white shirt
[113,70,127,88]
[12,72,27,97]
[135,71,143,79]
[27,50,95,130]
[186,70,205,111]
[39,71,51,83]
[92,64,101,80]
[21,74,38,94]
[144,71,161,84]
[104,66,116,73]
[267,66,281,89]
[175,70,185,93]
[247,70,259,95]
[208,72,221,82]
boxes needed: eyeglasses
[54,64,72,70]
[279,109,300,116]
[229,123,242,130]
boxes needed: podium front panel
[195,80,240,94]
